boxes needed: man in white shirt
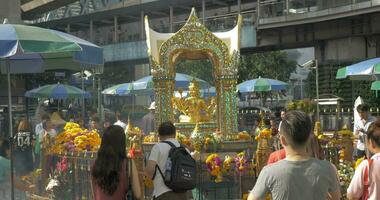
[114,112,127,130]
[34,114,50,168]
[144,121,187,200]
[353,104,376,159]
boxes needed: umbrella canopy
[336,57,380,80]
[25,84,91,99]
[0,23,102,200]
[0,24,103,73]
[174,86,216,98]
[102,83,134,96]
[237,77,288,93]
[132,73,210,91]
[371,81,380,90]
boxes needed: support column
[285,0,289,15]
[90,20,94,42]
[140,10,145,39]
[114,16,118,43]
[202,0,206,24]
[257,0,261,20]
[169,6,173,33]
[237,0,241,14]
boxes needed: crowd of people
[1,101,380,200]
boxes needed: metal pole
[257,0,261,23]
[114,16,118,43]
[238,0,241,14]
[169,6,173,33]
[97,76,102,122]
[315,59,320,122]
[90,20,93,42]
[81,69,85,119]
[6,59,15,200]
[202,0,206,24]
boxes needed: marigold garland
[206,153,223,183]
[235,152,248,173]
[50,122,101,153]
[255,128,271,141]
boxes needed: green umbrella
[371,81,380,90]
[25,83,92,99]
[1,23,103,200]
[371,81,380,97]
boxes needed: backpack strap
[151,141,176,180]
[161,140,177,148]
[362,159,373,200]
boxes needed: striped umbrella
[25,84,91,99]
[336,57,380,80]
[237,77,288,93]
[0,23,102,200]
[102,83,134,96]
[132,73,210,91]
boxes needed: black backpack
[154,141,196,192]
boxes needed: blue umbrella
[174,86,216,98]
[132,73,210,92]
[237,77,288,93]
[336,57,380,80]
[102,83,134,96]
[25,83,91,99]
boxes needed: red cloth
[267,149,286,165]
[92,159,128,200]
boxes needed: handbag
[361,159,373,200]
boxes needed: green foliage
[175,59,214,85]
[238,51,296,83]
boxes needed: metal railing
[258,0,373,19]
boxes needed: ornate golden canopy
[145,8,241,135]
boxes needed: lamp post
[299,59,319,122]
[315,59,320,122]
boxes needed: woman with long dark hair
[91,125,141,200]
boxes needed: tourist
[353,104,376,159]
[0,139,35,199]
[144,121,189,200]
[114,112,127,130]
[13,119,35,176]
[278,110,286,132]
[347,118,380,200]
[141,102,155,135]
[91,125,141,200]
[89,116,101,132]
[248,110,341,200]
[34,114,50,168]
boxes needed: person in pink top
[91,125,141,200]
[347,118,380,200]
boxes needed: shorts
[153,191,188,200]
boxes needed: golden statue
[172,79,216,123]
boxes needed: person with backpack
[91,125,141,200]
[144,121,196,200]
[347,118,380,200]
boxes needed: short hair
[357,104,370,112]
[158,121,176,136]
[367,118,380,147]
[280,110,311,147]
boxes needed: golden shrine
[145,8,241,136]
